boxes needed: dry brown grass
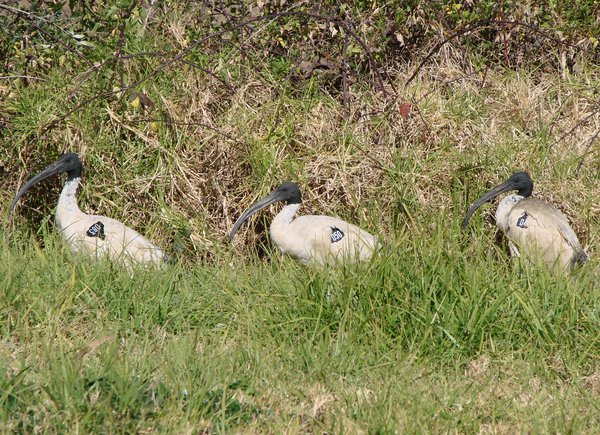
[2,44,599,265]
[1,7,598,429]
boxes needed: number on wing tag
[331,227,345,243]
[86,221,106,240]
[516,212,528,229]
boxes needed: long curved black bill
[9,159,67,212]
[228,191,284,241]
[462,181,513,229]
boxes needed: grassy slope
[0,227,598,432]
[1,2,599,432]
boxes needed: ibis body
[463,172,589,272]
[229,182,378,266]
[10,153,167,267]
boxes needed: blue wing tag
[331,227,345,243]
[86,221,106,240]
[516,212,528,229]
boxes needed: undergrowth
[0,222,598,432]
[0,0,599,432]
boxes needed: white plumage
[10,153,167,267]
[229,182,378,266]
[463,172,588,273]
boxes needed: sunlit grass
[0,212,598,432]
[1,2,599,432]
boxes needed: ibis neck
[272,203,301,226]
[56,177,84,229]
[496,194,525,231]
[269,203,303,259]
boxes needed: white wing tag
[516,212,528,229]
[86,221,106,240]
[331,227,345,243]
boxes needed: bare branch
[576,128,600,176]
[405,19,592,87]
[0,3,92,65]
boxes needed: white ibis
[229,182,379,266]
[10,153,168,267]
[463,172,589,272]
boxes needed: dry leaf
[399,102,411,118]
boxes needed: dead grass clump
[582,370,600,396]
[1,3,598,266]
[465,354,491,381]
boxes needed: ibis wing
[514,200,582,249]
[293,215,378,265]
[59,214,165,266]
[506,200,583,271]
[555,218,584,251]
[94,216,165,265]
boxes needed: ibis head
[462,172,533,229]
[229,182,302,241]
[10,153,83,212]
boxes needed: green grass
[1,1,599,431]
[0,216,598,432]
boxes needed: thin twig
[552,100,600,148]
[299,11,389,96]
[0,75,47,81]
[120,51,172,59]
[0,3,92,65]
[407,95,432,137]
[180,59,235,93]
[347,138,389,173]
[576,128,600,176]
[405,18,588,87]
[416,67,486,104]
[480,66,489,89]
[406,20,490,87]
[109,0,140,89]
[39,9,392,133]
[342,31,349,116]
[139,117,246,146]
[547,89,575,139]
[41,90,115,133]
[113,1,139,59]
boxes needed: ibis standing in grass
[462,172,589,272]
[229,182,379,266]
[10,153,168,267]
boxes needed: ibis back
[498,198,588,272]
[269,205,378,266]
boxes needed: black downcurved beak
[9,159,69,212]
[228,190,286,241]
[462,181,513,229]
